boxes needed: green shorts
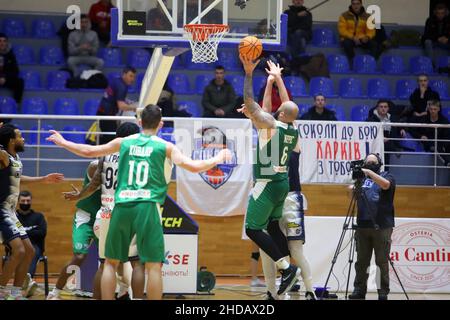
[245,179,289,231]
[105,201,164,263]
[72,209,98,254]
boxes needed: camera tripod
[320,180,409,300]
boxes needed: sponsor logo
[164,251,190,266]
[162,217,183,228]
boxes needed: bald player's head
[276,101,299,123]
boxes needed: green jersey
[76,171,102,216]
[115,133,173,205]
[254,121,299,181]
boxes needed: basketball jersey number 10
[128,160,150,187]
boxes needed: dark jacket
[284,5,313,40]
[202,79,236,117]
[0,44,19,79]
[17,210,47,252]
[417,113,450,141]
[300,106,337,121]
[409,87,440,114]
[422,15,450,43]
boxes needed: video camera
[235,0,249,9]
[350,159,365,181]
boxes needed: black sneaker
[265,291,276,300]
[305,291,316,300]
[277,265,300,296]
[290,283,301,292]
[378,294,388,300]
[116,292,131,300]
[348,291,366,300]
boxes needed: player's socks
[289,240,314,293]
[275,258,289,270]
[260,249,278,299]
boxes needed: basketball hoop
[184,24,229,63]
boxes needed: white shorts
[94,207,138,260]
[3,207,28,239]
[279,192,307,242]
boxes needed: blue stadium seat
[99,48,123,67]
[297,104,310,119]
[13,45,35,65]
[53,98,79,115]
[62,126,86,144]
[225,75,244,94]
[28,125,54,145]
[396,79,417,100]
[442,107,450,122]
[158,127,175,144]
[253,76,266,95]
[367,78,393,99]
[327,54,350,74]
[2,18,26,37]
[437,56,450,69]
[327,104,346,121]
[127,49,151,68]
[168,74,192,94]
[429,80,449,100]
[22,98,49,115]
[39,46,64,65]
[217,50,240,70]
[351,105,371,122]
[83,99,100,115]
[310,77,337,98]
[312,28,336,47]
[178,101,202,117]
[0,97,18,114]
[410,56,433,75]
[339,78,365,98]
[183,51,211,70]
[195,74,214,95]
[353,55,378,74]
[284,76,308,97]
[20,70,42,90]
[381,55,405,74]
[31,19,56,38]
[47,70,70,91]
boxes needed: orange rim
[184,24,229,42]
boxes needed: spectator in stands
[147,0,171,31]
[409,74,440,121]
[284,0,313,57]
[300,94,337,121]
[202,65,237,118]
[96,66,138,144]
[89,0,115,45]
[0,33,24,104]
[16,190,47,296]
[366,100,407,167]
[338,0,378,65]
[413,100,450,166]
[257,79,293,113]
[67,14,104,77]
[158,81,191,119]
[422,3,450,65]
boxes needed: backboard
[112,0,286,51]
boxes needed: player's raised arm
[47,130,122,158]
[239,55,276,130]
[166,143,232,174]
[266,60,290,103]
[262,74,275,114]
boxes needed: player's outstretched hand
[239,54,260,76]
[63,184,81,201]
[46,130,66,146]
[44,173,65,184]
[237,104,251,118]
[265,60,283,79]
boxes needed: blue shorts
[0,208,22,245]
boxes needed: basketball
[238,36,263,61]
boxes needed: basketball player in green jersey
[47,104,231,300]
[47,161,101,300]
[239,54,301,296]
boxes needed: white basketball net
[184,24,229,63]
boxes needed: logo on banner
[390,222,450,290]
[192,126,237,189]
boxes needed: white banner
[175,118,253,216]
[295,121,385,184]
[304,217,450,294]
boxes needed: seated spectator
[257,79,293,113]
[366,100,407,167]
[284,0,313,57]
[411,100,450,166]
[338,0,378,65]
[147,0,172,31]
[16,191,47,297]
[300,94,337,121]
[67,14,104,77]
[96,66,137,144]
[89,0,115,45]
[158,81,191,120]
[0,33,24,104]
[422,3,450,66]
[409,74,440,122]
[202,65,236,118]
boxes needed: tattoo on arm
[244,75,275,129]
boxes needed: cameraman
[349,153,396,300]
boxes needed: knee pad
[251,251,260,261]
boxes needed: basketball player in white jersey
[0,123,64,299]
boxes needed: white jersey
[100,152,119,209]
[1,154,22,212]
